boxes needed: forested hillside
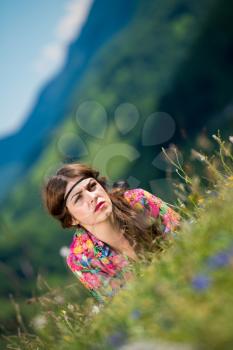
[0,0,137,202]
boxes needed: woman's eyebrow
[71,179,93,200]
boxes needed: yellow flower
[134,203,143,210]
[63,335,72,342]
[86,239,94,249]
[227,175,233,181]
[73,245,82,254]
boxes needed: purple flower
[106,330,127,348]
[191,274,212,291]
[130,309,141,320]
[209,191,218,198]
[207,252,231,268]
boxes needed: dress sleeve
[124,188,180,235]
[66,238,134,304]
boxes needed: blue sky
[1,0,93,139]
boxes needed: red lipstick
[95,201,105,212]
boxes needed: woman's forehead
[65,176,94,197]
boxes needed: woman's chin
[95,207,112,221]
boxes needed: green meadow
[4,135,233,350]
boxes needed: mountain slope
[0,0,137,202]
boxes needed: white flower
[91,305,100,314]
[229,136,233,144]
[59,246,70,258]
[67,303,74,311]
[31,314,47,330]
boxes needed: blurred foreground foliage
[3,133,233,350]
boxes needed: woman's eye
[90,182,96,190]
[74,183,96,203]
[74,195,81,203]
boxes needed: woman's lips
[94,201,106,212]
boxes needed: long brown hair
[42,163,167,261]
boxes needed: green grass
[4,134,233,350]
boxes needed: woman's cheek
[80,210,90,222]
[81,207,95,224]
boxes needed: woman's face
[64,176,113,228]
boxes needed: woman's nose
[86,190,97,203]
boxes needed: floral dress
[66,188,180,304]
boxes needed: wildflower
[212,134,219,141]
[191,274,212,291]
[207,252,230,268]
[63,335,72,342]
[106,330,128,348]
[191,149,206,162]
[206,190,218,198]
[67,303,74,311]
[187,219,195,224]
[31,314,47,330]
[59,246,70,258]
[229,136,233,143]
[130,309,141,320]
[91,305,100,314]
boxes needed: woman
[42,163,180,304]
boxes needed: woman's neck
[84,213,124,246]
[83,214,138,261]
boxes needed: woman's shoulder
[123,187,146,201]
[123,187,162,208]
[123,187,160,213]
[123,187,157,199]
[123,187,180,231]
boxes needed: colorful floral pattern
[66,188,180,303]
